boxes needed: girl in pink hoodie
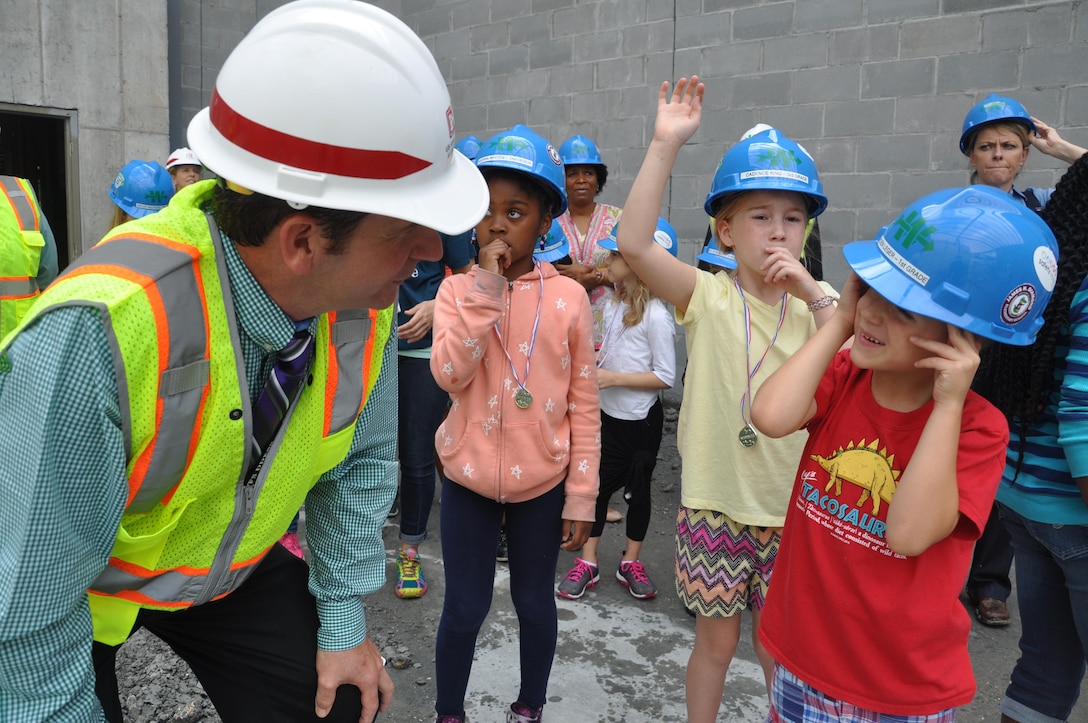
[430,125,601,723]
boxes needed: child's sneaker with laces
[616,559,657,599]
[556,558,599,599]
[506,701,543,722]
[395,547,428,599]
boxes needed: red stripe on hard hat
[209,89,432,180]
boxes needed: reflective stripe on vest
[58,234,210,513]
[0,176,45,337]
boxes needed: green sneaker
[395,547,428,599]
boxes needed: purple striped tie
[251,329,315,464]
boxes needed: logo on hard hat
[547,144,562,167]
[113,172,125,190]
[1035,246,1058,292]
[653,230,674,251]
[1001,284,1036,325]
[983,99,1012,115]
[890,211,936,252]
[446,107,455,138]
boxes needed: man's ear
[274,214,322,275]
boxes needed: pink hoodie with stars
[430,263,601,522]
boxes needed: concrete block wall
[1,1,170,249]
[369,0,1087,285]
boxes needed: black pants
[92,544,364,723]
[591,399,664,540]
[966,501,1014,603]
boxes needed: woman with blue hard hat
[555,133,623,349]
[107,160,174,230]
[959,93,1087,630]
[960,93,1085,211]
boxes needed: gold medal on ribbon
[515,388,533,409]
[739,424,758,447]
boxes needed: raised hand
[654,76,705,147]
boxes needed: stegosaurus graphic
[811,439,901,515]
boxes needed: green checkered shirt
[0,231,397,721]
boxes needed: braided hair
[973,154,1088,471]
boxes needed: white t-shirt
[597,295,676,420]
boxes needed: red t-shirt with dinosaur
[759,350,1008,715]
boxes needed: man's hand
[315,637,392,722]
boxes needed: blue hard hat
[704,128,827,217]
[534,219,570,263]
[455,135,482,161]
[959,94,1037,155]
[843,185,1058,346]
[109,160,174,218]
[559,135,603,166]
[599,217,678,257]
[696,238,738,270]
[476,124,567,216]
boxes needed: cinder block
[573,89,623,121]
[889,171,964,209]
[470,23,509,54]
[600,0,648,27]
[795,0,863,32]
[863,58,935,98]
[675,12,730,50]
[763,104,826,144]
[532,0,574,12]
[555,5,598,37]
[452,1,490,30]
[622,20,676,55]
[866,0,939,24]
[823,172,891,210]
[732,72,792,109]
[794,64,860,103]
[733,3,793,42]
[488,46,528,76]
[416,7,452,37]
[528,95,572,126]
[511,14,551,45]
[698,39,762,78]
[944,0,1020,13]
[505,69,552,101]
[764,33,829,72]
[574,30,622,63]
[829,25,898,65]
[435,30,470,58]
[550,64,595,94]
[895,95,974,134]
[803,138,857,174]
[492,0,532,22]
[1023,44,1088,87]
[488,99,530,129]
[529,37,573,70]
[1067,86,1088,126]
[826,99,894,137]
[936,51,1018,94]
[857,134,930,172]
[982,5,1072,51]
[596,56,645,89]
[451,52,489,82]
[900,16,980,59]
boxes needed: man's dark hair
[210,182,368,253]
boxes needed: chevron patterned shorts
[674,505,781,617]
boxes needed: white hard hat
[187,0,487,235]
[166,148,201,170]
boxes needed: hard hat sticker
[878,236,930,286]
[547,144,562,166]
[1001,284,1036,325]
[739,169,809,184]
[477,153,534,170]
[1034,246,1058,292]
[654,229,674,250]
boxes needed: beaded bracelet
[807,295,837,312]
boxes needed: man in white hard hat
[165,147,204,191]
[0,2,486,722]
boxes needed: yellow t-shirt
[676,269,837,527]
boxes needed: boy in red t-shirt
[751,186,1058,718]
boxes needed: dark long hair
[973,154,1088,462]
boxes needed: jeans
[434,478,565,716]
[998,503,1088,722]
[397,355,450,542]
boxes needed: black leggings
[92,544,364,723]
[591,399,664,540]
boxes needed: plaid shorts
[767,664,956,722]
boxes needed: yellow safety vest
[0,176,46,340]
[11,180,391,644]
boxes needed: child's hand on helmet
[912,324,981,407]
[654,76,704,147]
